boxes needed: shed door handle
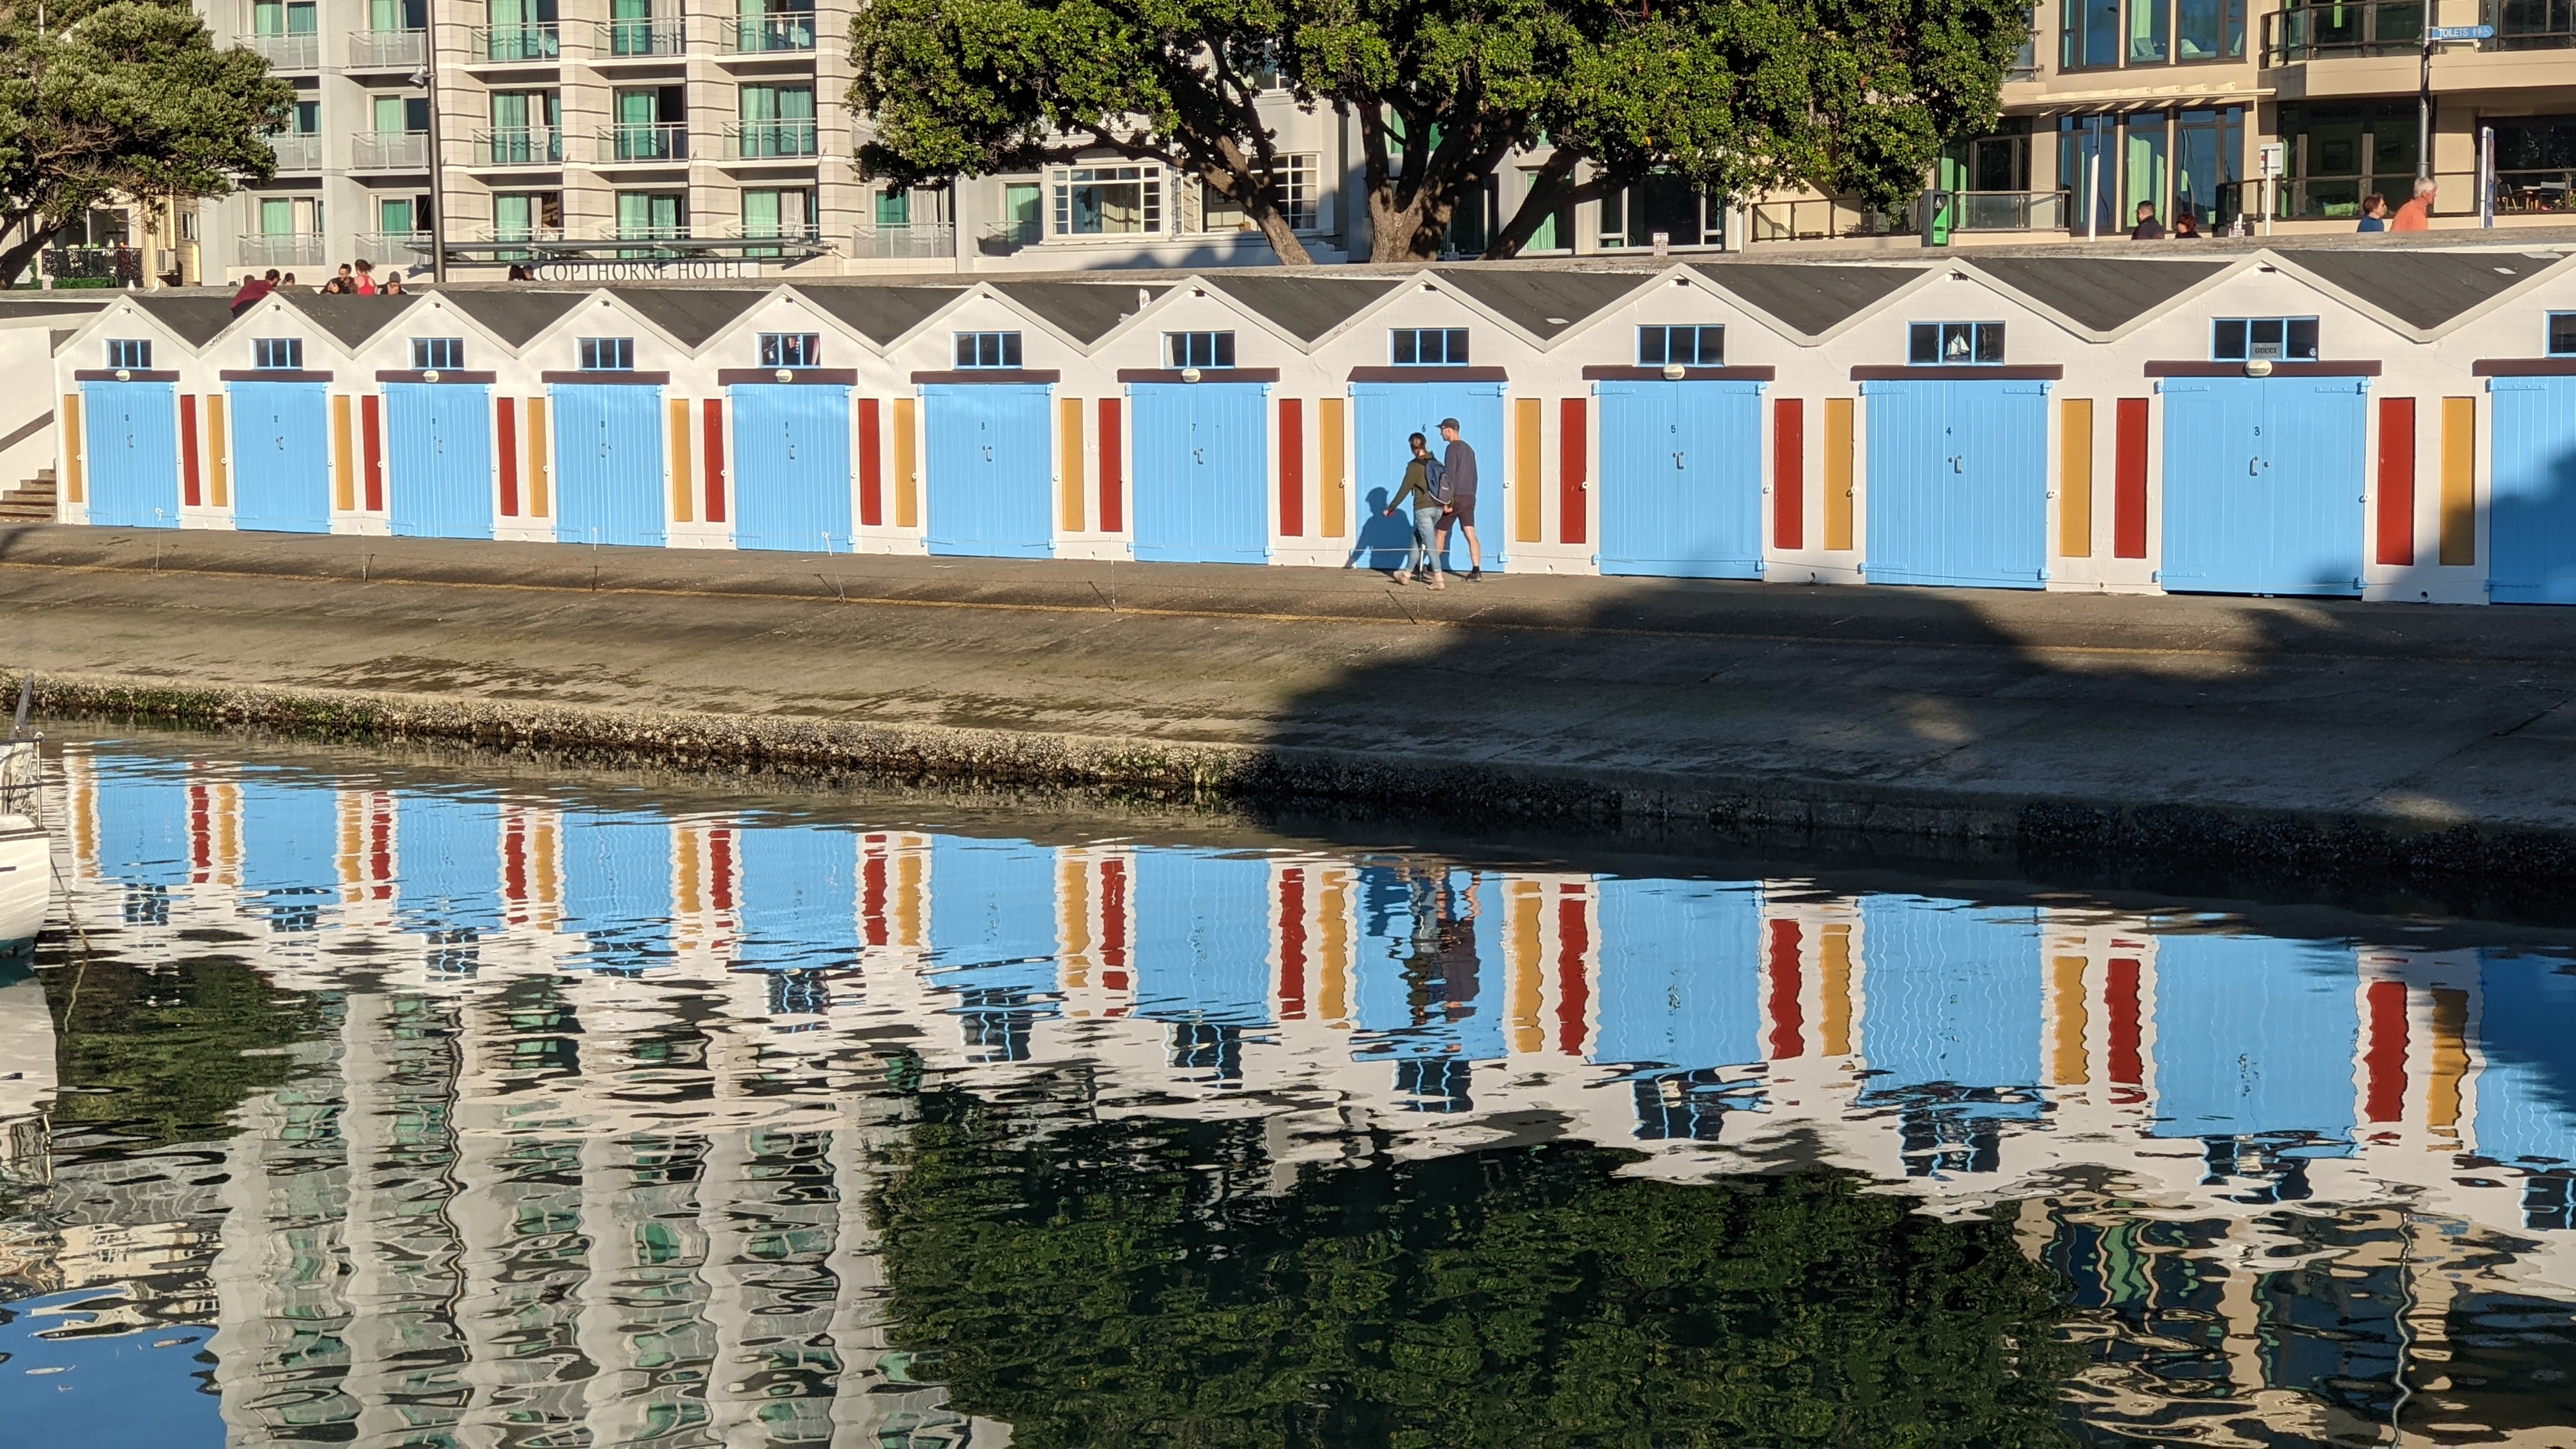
[1194,447,1204,465]
[982,445,992,461]
[1951,455,1963,473]
[1673,451,1685,470]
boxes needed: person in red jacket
[228,269,279,312]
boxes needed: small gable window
[1908,321,2005,365]
[579,337,635,371]
[105,339,152,370]
[1390,328,1468,365]
[1165,331,1234,369]
[412,338,465,370]
[2547,312,2576,357]
[253,338,303,370]
[1637,325,1723,367]
[953,331,1023,368]
[2211,317,2319,363]
[760,332,822,368]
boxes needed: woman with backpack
[1381,432,1449,588]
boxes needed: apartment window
[1598,174,1725,249]
[104,339,151,370]
[1637,326,1724,367]
[2550,314,2576,357]
[579,337,635,371]
[2276,102,2418,220]
[2211,318,2320,362]
[1201,155,1320,233]
[1390,328,1469,366]
[411,337,465,370]
[252,338,303,370]
[953,331,1023,369]
[1909,322,2005,365]
[2174,0,2246,59]
[1052,164,1162,236]
[2064,0,2119,66]
[760,333,822,367]
[1165,332,1235,369]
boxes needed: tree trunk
[1483,152,1591,260]
[1368,187,1448,263]
[0,219,63,290]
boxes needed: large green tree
[871,1092,2081,1446]
[848,0,2027,264]
[0,0,293,286]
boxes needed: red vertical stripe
[188,781,212,880]
[857,398,884,528]
[1098,397,1124,533]
[368,802,393,900]
[2113,398,2149,560]
[1100,855,1129,989]
[707,828,734,912]
[1765,917,1804,1059]
[1558,397,1588,546]
[180,395,201,507]
[1556,889,1590,1056]
[2365,979,2409,1123]
[2106,956,2143,1087]
[362,395,383,512]
[502,816,528,910]
[1278,867,1308,1020]
[1772,398,1804,550]
[862,843,888,947]
[497,398,520,517]
[1278,397,1304,538]
[2375,397,2416,566]
[702,398,727,525]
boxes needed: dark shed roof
[1430,267,1656,339]
[1969,257,2231,331]
[280,289,422,346]
[1201,273,1403,341]
[608,287,763,348]
[992,280,1170,343]
[1689,263,1924,336]
[2276,249,2563,329]
[128,295,242,346]
[443,289,590,347]
[795,284,968,344]
[0,298,111,320]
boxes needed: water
[1,733,2573,1448]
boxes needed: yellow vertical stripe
[337,790,364,903]
[331,395,355,512]
[1059,855,1092,990]
[1319,868,1350,1027]
[2429,986,2468,1133]
[1319,397,1346,539]
[896,845,924,947]
[2050,954,2090,1085]
[1819,923,1853,1056]
[2058,399,2093,559]
[526,397,550,518]
[893,396,919,529]
[1507,880,1542,1054]
[2440,396,2476,566]
[1058,397,1086,533]
[61,393,83,503]
[675,824,703,917]
[206,394,229,509]
[668,398,693,525]
[531,813,560,927]
[1512,397,1541,544]
[1823,398,1855,552]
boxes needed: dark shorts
[1443,494,1477,528]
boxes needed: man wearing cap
[1434,417,1484,581]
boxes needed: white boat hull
[0,817,45,951]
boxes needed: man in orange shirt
[2392,178,2437,231]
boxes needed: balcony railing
[2264,0,2421,61]
[471,23,561,62]
[347,27,425,68]
[266,134,323,171]
[2496,166,2576,212]
[598,123,688,162]
[724,119,818,159]
[727,222,824,257]
[1748,195,1916,243]
[1930,188,2071,233]
[852,221,955,259]
[2487,0,2576,47]
[594,17,686,56]
[471,127,564,165]
[352,130,429,169]
[354,231,436,269]
[719,17,815,52]
[246,31,319,68]
[43,245,146,284]
[236,233,326,268]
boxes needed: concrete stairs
[0,470,56,523]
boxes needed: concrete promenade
[8,522,2576,889]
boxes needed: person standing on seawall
[2356,193,2390,232]
[2392,178,2436,231]
[1383,432,1448,588]
[1434,417,1484,581]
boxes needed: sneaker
[1468,567,1483,582]
[1429,575,1446,590]
[1388,570,1409,585]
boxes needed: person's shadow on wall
[1347,487,1416,574]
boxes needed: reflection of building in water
[45,745,2576,1441]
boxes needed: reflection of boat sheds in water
[52,748,2576,1256]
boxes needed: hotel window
[2550,312,2576,357]
[578,337,634,371]
[1390,328,1469,366]
[253,338,303,370]
[411,338,464,370]
[954,331,1023,368]
[759,332,822,368]
[2066,0,2239,67]
[104,339,152,370]
[2274,102,2418,220]
[1598,174,1726,249]
[1908,322,2005,365]
[1052,164,1162,236]
[2211,318,2319,362]
[2061,107,2241,233]
[1165,331,1235,369]
[1200,154,1319,233]
[1637,325,1724,367]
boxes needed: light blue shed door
[80,381,179,528]
[2161,376,2367,596]
[1596,379,1765,578]
[551,383,666,547]
[1590,878,1762,1071]
[1129,382,1270,564]
[923,383,1052,558]
[1129,850,1274,1023]
[227,380,333,534]
[735,827,856,971]
[1857,895,2043,1110]
[1350,381,1508,572]
[2489,376,2576,604]
[732,383,853,553]
[2150,933,2359,1143]
[387,383,494,539]
[1863,379,2048,588]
